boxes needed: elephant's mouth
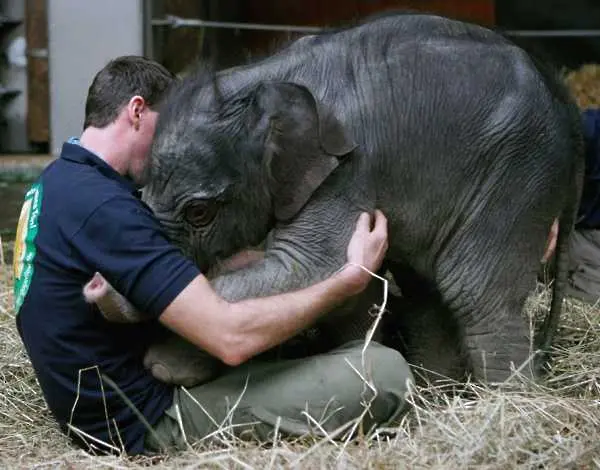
[198,250,242,279]
[197,261,210,275]
[190,249,212,276]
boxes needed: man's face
[130,109,159,186]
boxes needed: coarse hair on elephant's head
[142,68,357,271]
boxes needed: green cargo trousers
[144,340,414,453]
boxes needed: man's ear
[128,95,146,130]
[251,82,357,222]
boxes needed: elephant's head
[142,71,356,271]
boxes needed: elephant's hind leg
[435,227,542,383]
[384,263,468,385]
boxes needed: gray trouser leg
[566,229,600,304]
[145,341,413,453]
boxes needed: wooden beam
[25,0,49,144]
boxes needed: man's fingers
[372,209,388,235]
[355,210,388,237]
[371,210,388,251]
[355,212,371,232]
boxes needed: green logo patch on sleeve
[13,182,43,314]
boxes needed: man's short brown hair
[83,55,176,129]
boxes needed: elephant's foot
[464,325,535,384]
[83,272,143,323]
[143,334,223,388]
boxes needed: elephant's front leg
[142,248,273,387]
[143,334,223,388]
[143,249,271,386]
[210,223,351,302]
[209,213,386,353]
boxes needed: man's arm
[159,211,388,366]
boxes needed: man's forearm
[159,265,369,366]
[226,264,369,364]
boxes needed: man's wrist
[335,263,371,296]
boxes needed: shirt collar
[60,137,140,195]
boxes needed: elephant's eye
[184,201,218,228]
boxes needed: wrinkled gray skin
[138,13,584,384]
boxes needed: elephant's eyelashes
[184,201,218,228]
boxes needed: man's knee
[333,340,414,383]
[327,341,414,426]
[327,342,414,397]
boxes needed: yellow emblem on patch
[13,198,32,280]
[13,183,43,313]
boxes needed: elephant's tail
[535,105,585,361]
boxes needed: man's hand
[342,210,389,295]
[347,210,389,270]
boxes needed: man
[563,108,600,303]
[541,108,600,303]
[13,56,413,456]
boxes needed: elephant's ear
[253,82,357,222]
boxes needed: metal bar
[503,29,600,38]
[27,48,48,59]
[151,15,327,33]
[151,16,600,38]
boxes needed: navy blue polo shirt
[14,141,200,455]
[576,109,600,229]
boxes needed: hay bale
[564,64,600,110]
